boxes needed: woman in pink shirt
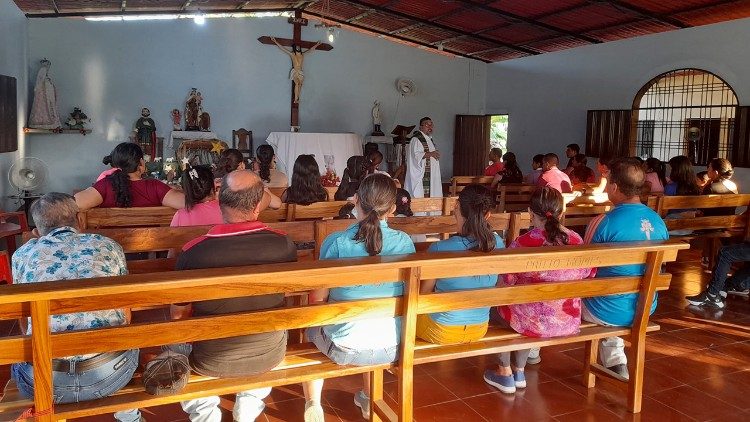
[170,164,223,227]
[484,187,593,394]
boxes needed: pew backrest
[449,176,495,196]
[655,194,750,235]
[78,206,177,229]
[268,186,338,201]
[496,184,536,212]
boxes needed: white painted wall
[486,17,750,191]
[0,0,28,210]
[26,16,485,193]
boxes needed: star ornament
[211,141,225,154]
[181,157,190,165]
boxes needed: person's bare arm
[420,279,437,294]
[74,187,104,211]
[309,288,329,303]
[271,37,293,58]
[161,189,186,209]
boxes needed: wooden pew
[78,207,177,229]
[655,194,750,266]
[0,241,688,421]
[268,186,338,201]
[496,184,536,212]
[562,204,613,228]
[288,197,455,221]
[84,221,317,274]
[449,176,495,196]
[78,205,290,226]
[314,213,530,258]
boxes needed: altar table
[265,132,363,179]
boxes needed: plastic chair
[0,211,29,257]
[0,250,11,285]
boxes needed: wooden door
[453,115,490,176]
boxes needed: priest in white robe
[405,117,443,203]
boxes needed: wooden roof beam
[338,0,540,55]
[452,0,601,44]
[344,0,400,24]
[121,1,126,12]
[48,0,59,14]
[609,0,689,29]
[302,9,494,63]
[180,1,192,11]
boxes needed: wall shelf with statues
[23,128,92,135]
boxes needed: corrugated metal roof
[13,0,750,62]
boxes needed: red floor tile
[649,385,743,422]
[413,399,486,422]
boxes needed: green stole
[412,131,431,198]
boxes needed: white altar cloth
[168,131,219,149]
[266,132,363,179]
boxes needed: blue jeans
[11,349,140,422]
[306,327,398,366]
[708,242,750,295]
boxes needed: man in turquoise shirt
[583,157,668,380]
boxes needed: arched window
[632,69,738,166]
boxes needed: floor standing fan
[8,157,48,220]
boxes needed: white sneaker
[527,347,541,365]
[304,400,324,422]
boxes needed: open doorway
[490,115,508,152]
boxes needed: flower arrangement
[321,169,340,187]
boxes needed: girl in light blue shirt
[302,174,415,421]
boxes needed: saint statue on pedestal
[185,88,201,131]
[29,59,61,129]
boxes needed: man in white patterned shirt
[11,193,142,422]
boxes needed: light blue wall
[27,16,485,193]
[486,17,750,190]
[0,0,28,209]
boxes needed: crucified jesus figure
[271,36,322,104]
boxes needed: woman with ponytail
[253,144,287,188]
[302,174,415,421]
[417,184,504,345]
[170,164,222,226]
[75,142,185,211]
[483,187,593,395]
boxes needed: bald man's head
[219,170,264,222]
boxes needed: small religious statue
[135,107,157,159]
[371,101,384,136]
[271,37,322,104]
[65,107,89,130]
[199,112,211,131]
[171,109,181,130]
[184,88,202,131]
[29,59,61,129]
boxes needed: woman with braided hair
[484,187,593,395]
[253,144,287,188]
[416,184,504,345]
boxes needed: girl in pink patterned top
[484,187,593,394]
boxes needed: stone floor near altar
[1,249,748,422]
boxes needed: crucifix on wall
[258,10,333,129]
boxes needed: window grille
[632,69,737,166]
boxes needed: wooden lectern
[391,124,415,188]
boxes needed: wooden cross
[259,10,333,129]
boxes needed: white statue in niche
[371,100,384,136]
[29,59,61,129]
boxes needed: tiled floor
[2,250,748,421]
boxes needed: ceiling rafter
[302,9,493,62]
[121,1,126,12]
[609,0,689,28]
[450,0,602,44]
[344,0,400,24]
[337,0,540,55]
[235,1,250,10]
[389,23,424,36]
[669,0,746,16]
[180,1,192,11]
[48,0,59,14]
